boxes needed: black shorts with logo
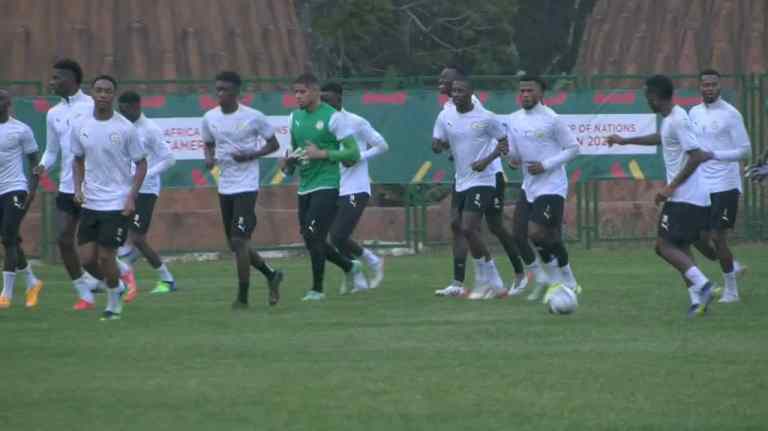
[0,190,28,246]
[77,209,129,248]
[128,193,158,235]
[657,201,708,246]
[298,188,339,240]
[708,189,740,230]
[452,186,502,215]
[219,191,258,240]
[515,190,565,228]
[330,192,370,242]
[56,192,81,217]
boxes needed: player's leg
[485,207,527,291]
[461,187,503,299]
[298,193,324,300]
[532,195,579,293]
[236,192,282,306]
[655,202,714,316]
[16,244,43,308]
[509,190,549,297]
[56,193,98,304]
[330,192,372,294]
[96,211,130,320]
[436,190,468,296]
[0,193,21,308]
[74,211,100,310]
[219,193,252,308]
[710,190,743,303]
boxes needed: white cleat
[368,259,384,289]
[718,290,740,304]
[527,283,548,302]
[734,261,748,278]
[507,273,530,296]
[435,284,466,297]
[349,260,368,293]
[467,286,489,300]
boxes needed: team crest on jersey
[315,120,324,130]
[109,133,121,144]
[471,121,487,130]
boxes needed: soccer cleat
[302,290,326,301]
[268,270,283,306]
[121,271,138,303]
[0,295,10,309]
[718,290,740,304]
[482,286,508,299]
[435,284,466,297]
[351,260,368,292]
[527,283,548,302]
[508,273,530,296]
[73,299,95,311]
[368,258,384,289]
[687,303,701,318]
[467,285,492,300]
[695,282,715,316]
[25,280,44,308]
[733,261,748,278]
[150,280,177,294]
[100,311,121,321]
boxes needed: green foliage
[301,0,520,77]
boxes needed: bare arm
[73,156,85,204]
[24,152,40,210]
[606,133,661,146]
[123,159,147,216]
[204,141,215,170]
[471,138,508,172]
[655,149,712,205]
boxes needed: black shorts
[515,190,564,228]
[0,191,27,246]
[657,201,708,246]
[708,189,740,230]
[128,193,158,234]
[330,192,370,242]
[219,191,258,240]
[452,186,502,214]
[56,192,82,217]
[298,189,339,240]
[77,209,129,248]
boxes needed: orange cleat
[25,280,44,308]
[121,271,138,303]
[0,295,10,309]
[73,299,95,311]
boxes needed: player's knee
[229,237,247,252]
[450,219,462,235]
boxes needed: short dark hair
[519,74,547,91]
[645,74,674,100]
[91,74,118,90]
[699,68,721,79]
[118,90,141,105]
[53,58,84,84]
[215,71,242,88]
[444,62,468,77]
[320,82,343,95]
[294,73,319,87]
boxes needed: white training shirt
[433,102,507,193]
[689,98,751,193]
[0,117,39,195]
[40,90,94,194]
[70,112,146,211]
[505,103,579,202]
[659,105,710,207]
[339,110,388,196]
[133,114,175,195]
[443,94,503,175]
[201,104,275,195]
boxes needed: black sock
[453,257,466,283]
[516,240,536,265]
[237,281,249,303]
[549,242,569,267]
[254,261,276,280]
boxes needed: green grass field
[1,244,767,431]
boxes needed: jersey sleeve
[250,111,275,140]
[432,112,447,141]
[484,113,507,141]
[359,121,389,160]
[124,126,147,162]
[70,122,85,158]
[288,112,296,150]
[329,111,357,141]
[714,110,752,161]
[677,114,701,152]
[201,115,213,143]
[145,125,176,177]
[541,115,580,170]
[40,113,60,168]
[20,124,39,154]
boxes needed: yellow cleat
[0,295,10,309]
[25,280,44,308]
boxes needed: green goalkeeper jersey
[290,102,360,195]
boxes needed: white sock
[361,248,380,267]
[156,263,174,283]
[544,259,561,284]
[688,285,701,305]
[560,264,577,287]
[17,264,39,290]
[116,258,132,276]
[73,275,95,303]
[684,266,708,288]
[486,259,503,288]
[106,281,125,314]
[474,258,487,284]
[2,271,17,300]
[723,271,737,293]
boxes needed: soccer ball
[545,284,578,315]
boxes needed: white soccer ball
[545,284,578,315]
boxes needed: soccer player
[432,76,508,300]
[117,91,178,297]
[35,59,101,309]
[320,82,387,292]
[607,74,715,316]
[0,89,44,309]
[503,75,581,301]
[281,73,367,301]
[71,75,148,320]
[433,65,527,297]
[689,69,751,303]
[201,71,284,309]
